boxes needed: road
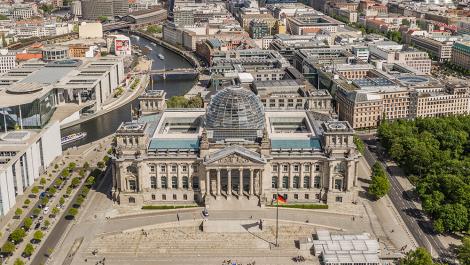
[359,135,447,258]
[31,166,110,265]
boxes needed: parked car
[202,208,209,217]
[43,206,50,215]
[34,222,41,230]
[39,192,46,199]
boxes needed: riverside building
[112,86,361,208]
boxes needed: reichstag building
[112,86,360,207]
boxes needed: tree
[51,207,60,217]
[97,161,105,169]
[44,219,51,228]
[71,177,81,188]
[14,258,25,265]
[33,208,41,216]
[61,168,70,178]
[39,4,54,14]
[400,248,437,265]
[23,217,33,231]
[402,19,411,26]
[48,187,57,196]
[458,236,470,265]
[436,203,468,233]
[59,197,65,205]
[55,178,63,187]
[2,241,15,255]
[68,162,77,171]
[146,25,162,34]
[41,197,49,206]
[97,16,108,23]
[83,162,90,171]
[40,177,46,186]
[86,176,96,186]
[368,163,390,199]
[78,169,86,178]
[0,14,8,20]
[15,208,23,216]
[33,230,44,242]
[66,187,73,195]
[353,136,365,155]
[76,196,84,205]
[9,228,26,243]
[24,199,31,205]
[23,243,34,257]
[31,186,39,194]
[68,208,78,218]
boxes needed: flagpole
[275,194,279,247]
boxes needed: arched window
[150,176,157,189]
[161,176,168,189]
[303,177,310,189]
[314,176,321,188]
[334,179,343,191]
[172,176,178,189]
[293,176,300,189]
[192,176,199,189]
[128,197,135,203]
[182,176,189,189]
[282,176,288,189]
[272,176,278,189]
[128,179,136,191]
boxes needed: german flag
[276,194,287,205]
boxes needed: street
[359,135,447,258]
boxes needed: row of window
[128,176,200,190]
[272,164,321,173]
[272,193,342,202]
[149,164,198,173]
[270,176,343,190]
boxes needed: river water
[61,35,196,149]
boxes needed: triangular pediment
[204,145,266,165]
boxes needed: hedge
[269,204,328,210]
[142,205,198,210]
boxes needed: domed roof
[206,86,265,130]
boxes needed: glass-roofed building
[112,86,361,207]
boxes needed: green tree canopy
[166,95,204,108]
[13,258,25,265]
[146,25,162,34]
[71,177,81,188]
[31,186,39,194]
[23,243,34,257]
[68,208,78,217]
[400,248,436,265]
[98,16,108,23]
[23,217,33,230]
[33,230,44,242]
[458,236,470,265]
[15,208,23,216]
[9,228,26,243]
[2,241,15,255]
[368,163,390,199]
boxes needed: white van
[43,206,50,215]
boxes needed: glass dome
[206,86,265,130]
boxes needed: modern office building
[410,35,453,62]
[0,123,62,216]
[41,46,69,61]
[112,86,361,207]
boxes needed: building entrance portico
[205,167,263,199]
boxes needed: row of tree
[166,95,204,108]
[377,116,470,233]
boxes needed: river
[60,35,196,149]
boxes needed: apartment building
[287,15,344,35]
[451,42,470,71]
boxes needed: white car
[43,206,50,215]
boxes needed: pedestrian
[177,213,180,222]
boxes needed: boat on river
[61,132,87,145]
[158,53,165,60]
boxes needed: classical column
[188,163,192,190]
[310,163,315,189]
[259,169,263,195]
[227,169,232,196]
[205,170,210,195]
[300,163,304,189]
[239,168,244,198]
[277,164,282,189]
[216,169,221,196]
[177,163,182,189]
[329,163,334,189]
[288,163,293,189]
[137,162,144,191]
[249,169,254,196]
[156,164,161,189]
